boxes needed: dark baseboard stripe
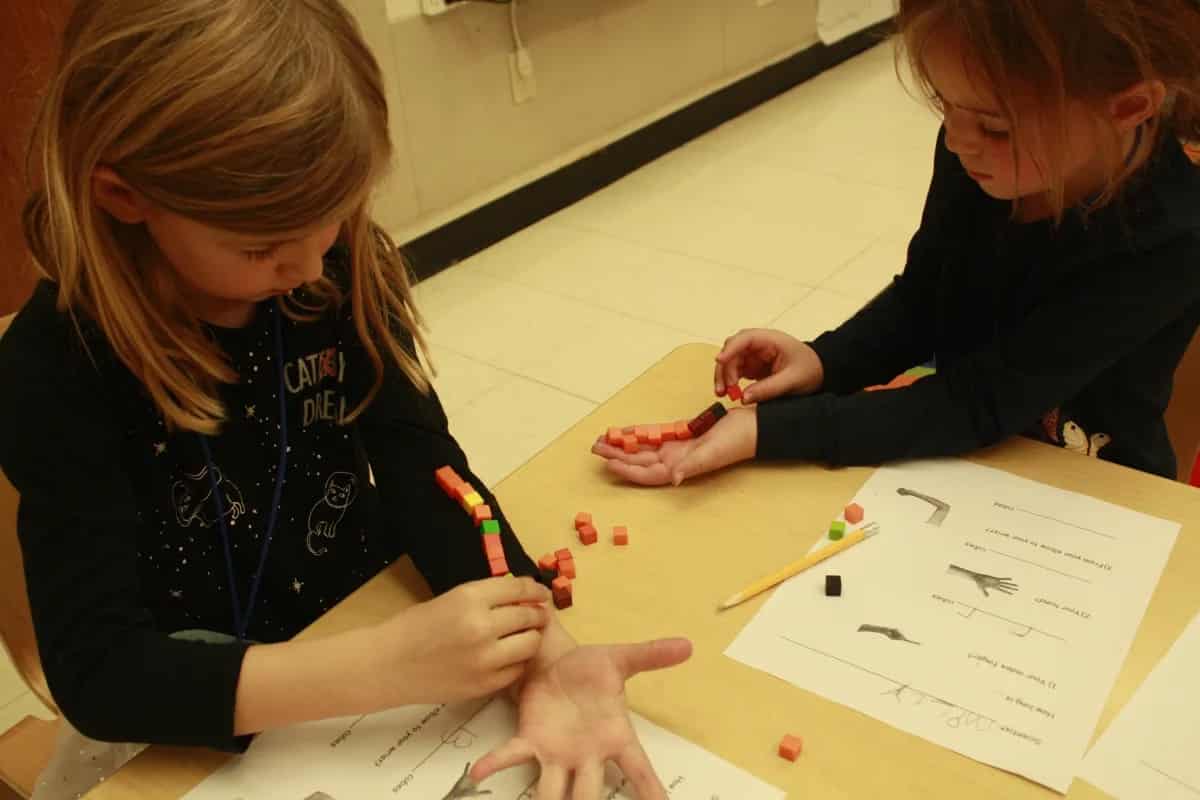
[403,18,895,281]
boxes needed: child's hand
[469,638,693,799]
[590,407,757,486]
[380,577,551,703]
[715,328,824,403]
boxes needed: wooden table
[89,344,1200,799]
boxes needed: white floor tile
[770,288,867,344]
[415,268,698,404]
[424,344,510,417]
[822,231,912,304]
[447,376,596,487]
[466,222,812,340]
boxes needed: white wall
[345,0,821,242]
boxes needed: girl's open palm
[469,638,692,800]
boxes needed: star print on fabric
[245,404,257,419]
[153,442,167,455]
[292,579,303,594]
[170,589,183,599]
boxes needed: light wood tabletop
[87,344,1200,799]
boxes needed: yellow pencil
[719,522,880,610]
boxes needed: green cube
[481,519,501,535]
[828,520,846,541]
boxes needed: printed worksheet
[726,458,1179,792]
[182,695,784,799]
[1080,610,1200,799]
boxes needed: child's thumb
[672,441,717,486]
[742,372,793,404]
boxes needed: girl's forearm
[233,625,393,735]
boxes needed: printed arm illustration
[896,487,950,526]
[858,625,921,645]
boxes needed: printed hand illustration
[948,564,1019,598]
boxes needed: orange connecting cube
[482,534,504,561]
[778,734,803,761]
[607,427,624,446]
[552,576,573,610]
[622,434,639,454]
[555,548,572,562]
[435,465,464,499]
[844,503,864,524]
[578,523,598,546]
[647,424,662,446]
[613,526,628,546]
[558,558,577,579]
[661,424,677,442]
[726,383,743,402]
[488,557,509,577]
[537,553,558,572]
[674,421,692,441]
[574,512,592,530]
[634,425,650,444]
[472,504,493,525]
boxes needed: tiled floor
[0,40,940,734]
[420,40,940,487]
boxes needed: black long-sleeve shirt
[0,258,540,750]
[757,129,1200,478]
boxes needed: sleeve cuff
[754,394,836,463]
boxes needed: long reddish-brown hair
[897,0,1200,219]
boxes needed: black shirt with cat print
[0,258,541,750]
[756,129,1200,478]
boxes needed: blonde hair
[896,0,1200,221]
[23,0,430,435]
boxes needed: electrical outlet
[508,48,537,104]
[421,0,466,16]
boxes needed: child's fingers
[603,458,673,487]
[470,735,537,783]
[713,355,733,394]
[535,765,569,800]
[484,575,551,608]
[491,628,543,668]
[610,637,693,680]
[716,329,758,363]
[491,603,550,637]
[571,760,606,800]
[741,372,793,404]
[722,355,745,397]
[591,439,627,458]
[615,742,667,800]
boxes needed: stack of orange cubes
[434,465,508,577]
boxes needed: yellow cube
[460,491,484,512]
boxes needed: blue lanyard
[197,302,289,641]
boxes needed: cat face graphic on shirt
[170,465,246,528]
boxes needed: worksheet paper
[725,458,1179,792]
[1080,610,1200,799]
[181,695,785,800]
